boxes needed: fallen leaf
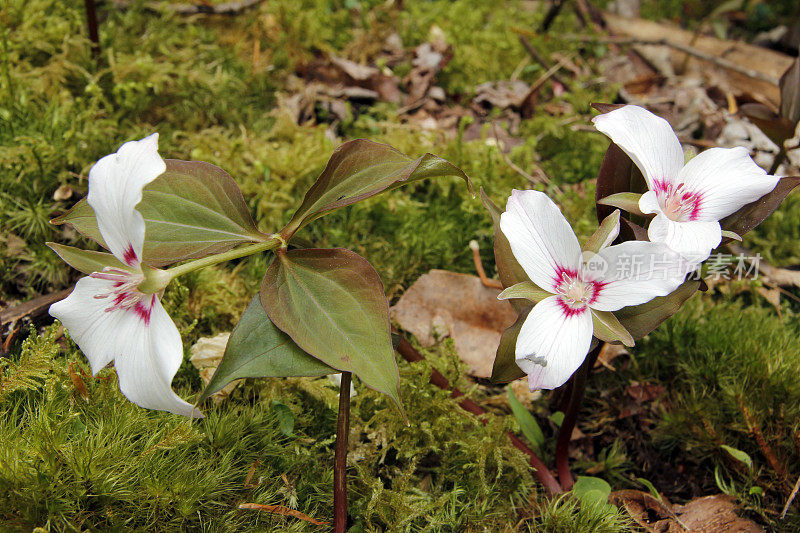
[610,490,763,532]
[473,80,531,109]
[189,332,238,404]
[68,362,89,401]
[238,503,329,526]
[626,382,665,403]
[391,269,517,378]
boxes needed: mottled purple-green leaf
[200,295,335,402]
[591,310,634,347]
[595,142,646,223]
[52,159,267,266]
[480,188,530,313]
[779,56,800,124]
[281,139,472,239]
[491,307,530,384]
[260,248,402,408]
[720,176,800,237]
[47,242,127,275]
[614,280,699,340]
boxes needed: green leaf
[491,307,530,384]
[596,193,644,217]
[47,242,128,275]
[591,310,634,347]
[497,281,551,304]
[260,248,402,409]
[720,176,800,237]
[481,188,530,313]
[199,295,333,403]
[636,477,663,500]
[572,476,612,507]
[614,280,699,340]
[550,411,565,427]
[721,444,753,470]
[281,140,472,239]
[271,401,295,437]
[584,210,621,253]
[507,385,544,449]
[51,159,267,267]
[720,230,742,242]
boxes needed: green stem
[165,236,282,280]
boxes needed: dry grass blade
[238,503,329,526]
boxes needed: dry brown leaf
[189,333,238,404]
[238,503,329,526]
[473,80,532,109]
[390,269,517,378]
[611,490,763,533]
[68,362,89,402]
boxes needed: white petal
[592,105,685,190]
[500,189,582,293]
[677,147,779,221]
[87,133,166,266]
[587,240,689,311]
[639,190,662,216]
[113,298,203,417]
[648,213,721,263]
[515,295,593,390]
[49,276,124,374]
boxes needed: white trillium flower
[592,105,780,262]
[500,189,688,391]
[50,134,202,418]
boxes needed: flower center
[654,181,702,222]
[554,269,600,315]
[90,267,153,323]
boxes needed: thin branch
[570,34,779,85]
[781,474,800,519]
[334,371,352,533]
[394,333,562,495]
[470,240,503,289]
[84,0,101,59]
[518,35,572,90]
[110,0,264,15]
[490,121,563,195]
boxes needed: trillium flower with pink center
[593,105,780,262]
[500,189,688,391]
[50,134,202,418]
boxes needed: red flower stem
[394,334,562,495]
[333,371,352,533]
[554,342,603,491]
[83,0,100,59]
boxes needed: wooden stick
[110,0,264,15]
[518,35,572,90]
[84,0,101,59]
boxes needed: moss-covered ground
[1,0,799,530]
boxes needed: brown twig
[470,240,503,289]
[518,35,572,91]
[539,0,566,33]
[394,334,562,495]
[84,0,100,59]
[110,0,264,15]
[736,395,791,490]
[570,34,779,85]
[333,371,352,533]
[554,342,602,491]
[489,121,562,195]
[1,287,73,352]
[781,474,800,519]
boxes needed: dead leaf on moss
[610,490,763,532]
[189,332,237,404]
[390,269,517,378]
[238,503,329,526]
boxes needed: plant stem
[83,0,100,59]
[554,342,603,491]
[394,333,562,495]
[334,371,352,533]
[164,236,281,280]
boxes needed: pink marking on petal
[556,296,587,318]
[122,244,139,267]
[586,280,608,305]
[552,265,579,292]
[133,295,155,325]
